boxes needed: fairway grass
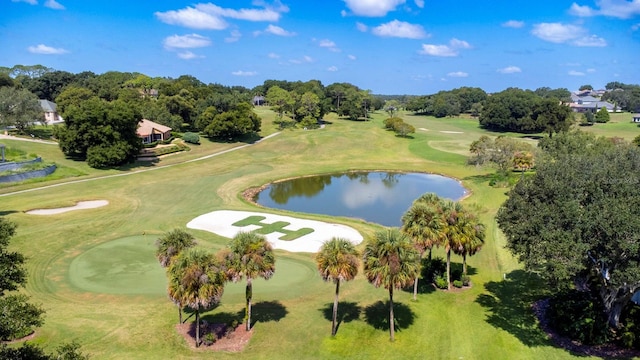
[1,110,634,359]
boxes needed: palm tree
[225,231,276,331]
[401,193,445,300]
[156,228,197,323]
[155,228,197,268]
[167,248,225,347]
[315,237,360,336]
[440,200,465,290]
[451,210,485,277]
[363,228,420,341]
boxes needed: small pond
[254,171,467,227]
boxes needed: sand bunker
[26,200,109,215]
[187,210,363,253]
[440,130,463,134]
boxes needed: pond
[254,171,467,227]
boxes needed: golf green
[68,235,317,297]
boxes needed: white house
[39,99,64,125]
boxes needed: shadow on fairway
[243,300,288,327]
[475,270,552,347]
[0,210,18,216]
[319,301,362,334]
[364,300,415,332]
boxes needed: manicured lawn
[2,110,633,359]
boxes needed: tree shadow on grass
[364,301,415,332]
[200,311,244,326]
[242,301,288,327]
[319,301,362,334]
[475,270,553,347]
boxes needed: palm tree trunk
[413,278,418,301]
[463,253,467,276]
[178,306,183,324]
[446,249,451,290]
[332,280,340,336]
[246,278,253,331]
[389,287,395,342]
[195,310,200,347]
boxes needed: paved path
[0,134,58,144]
[0,132,281,197]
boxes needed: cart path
[0,132,281,197]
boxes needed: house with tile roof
[137,119,172,144]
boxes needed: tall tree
[156,228,197,323]
[224,232,275,331]
[497,134,640,328]
[54,97,143,168]
[315,237,360,336]
[266,86,294,120]
[401,194,444,300]
[363,228,420,341]
[167,248,225,347]
[0,87,42,133]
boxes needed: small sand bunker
[440,130,463,134]
[419,128,429,131]
[26,200,109,215]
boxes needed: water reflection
[255,171,466,227]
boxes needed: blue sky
[2,0,640,94]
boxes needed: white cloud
[44,0,64,9]
[163,34,211,49]
[497,66,522,74]
[573,35,607,47]
[11,0,37,5]
[371,20,429,39]
[569,0,640,19]
[414,0,425,8]
[343,0,406,17]
[232,70,257,76]
[319,39,340,52]
[256,24,296,36]
[568,70,585,76]
[156,2,289,30]
[587,68,596,73]
[27,44,68,54]
[289,56,313,64]
[195,3,285,22]
[502,20,524,28]
[327,66,338,72]
[447,71,468,78]
[531,22,607,47]
[532,23,583,43]
[348,54,357,60]
[155,7,228,30]
[418,38,471,57]
[177,51,204,60]
[356,22,368,32]
[225,30,242,43]
[268,52,280,59]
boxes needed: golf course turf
[0,110,637,359]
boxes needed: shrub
[594,107,610,123]
[421,257,446,284]
[547,290,611,345]
[171,131,183,138]
[383,117,403,130]
[202,333,216,346]
[182,132,200,144]
[461,275,470,286]
[143,141,158,148]
[434,275,448,289]
[620,305,640,349]
[453,280,463,288]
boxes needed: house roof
[39,99,57,112]
[137,119,172,137]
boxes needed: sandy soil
[187,210,363,253]
[26,200,109,215]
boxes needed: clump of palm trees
[155,229,275,347]
[315,193,485,342]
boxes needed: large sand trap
[26,200,109,215]
[187,210,363,253]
